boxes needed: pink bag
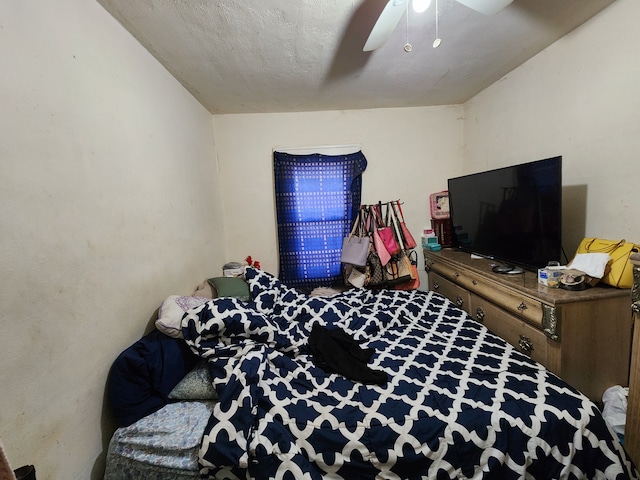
[379,203,401,255]
[368,206,391,266]
[378,204,402,255]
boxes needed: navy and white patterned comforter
[182,268,638,480]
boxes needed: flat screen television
[447,156,562,273]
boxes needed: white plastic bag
[602,385,628,439]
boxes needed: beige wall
[463,0,640,255]
[0,0,225,478]
[213,1,640,283]
[213,106,464,288]
[2,0,638,478]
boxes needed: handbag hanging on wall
[575,238,640,288]
[366,248,385,288]
[344,199,419,290]
[369,206,392,266]
[377,203,401,256]
[363,210,385,287]
[383,253,413,286]
[394,250,420,290]
[344,250,385,289]
[340,210,370,267]
[344,264,368,288]
[383,205,414,286]
[392,200,417,250]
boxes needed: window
[273,150,367,290]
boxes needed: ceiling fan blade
[363,0,409,52]
[455,0,513,15]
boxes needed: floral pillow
[155,295,210,339]
[168,360,218,400]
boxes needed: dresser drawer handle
[425,260,433,272]
[472,279,478,286]
[456,295,464,307]
[432,281,440,290]
[518,334,534,354]
[475,307,485,322]
[517,302,528,311]
[454,271,460,278]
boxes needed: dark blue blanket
[108,329,198,426]
[181,268,637,479]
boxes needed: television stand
[424,248,632,402]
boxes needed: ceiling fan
[363,0,513,51]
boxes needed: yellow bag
[575,238,639,288]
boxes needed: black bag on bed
[308,324,387,385]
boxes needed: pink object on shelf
[429,191,450,219]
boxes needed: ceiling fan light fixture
[413,0,432,13]
[364,0,511,52]
[455,0,513,15]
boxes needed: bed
[104,267,639,479]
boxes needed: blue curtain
[273,151,367,290]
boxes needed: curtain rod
[273,144,361,155]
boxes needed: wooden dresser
[424,248,633,402]
[625,255,640,466]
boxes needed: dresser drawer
[428,272,470,311]
[470,294,550,368]
[426,255,544,328]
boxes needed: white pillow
[155,295,210,338]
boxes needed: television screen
[447,156,562,272]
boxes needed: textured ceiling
[97,0,615,114]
